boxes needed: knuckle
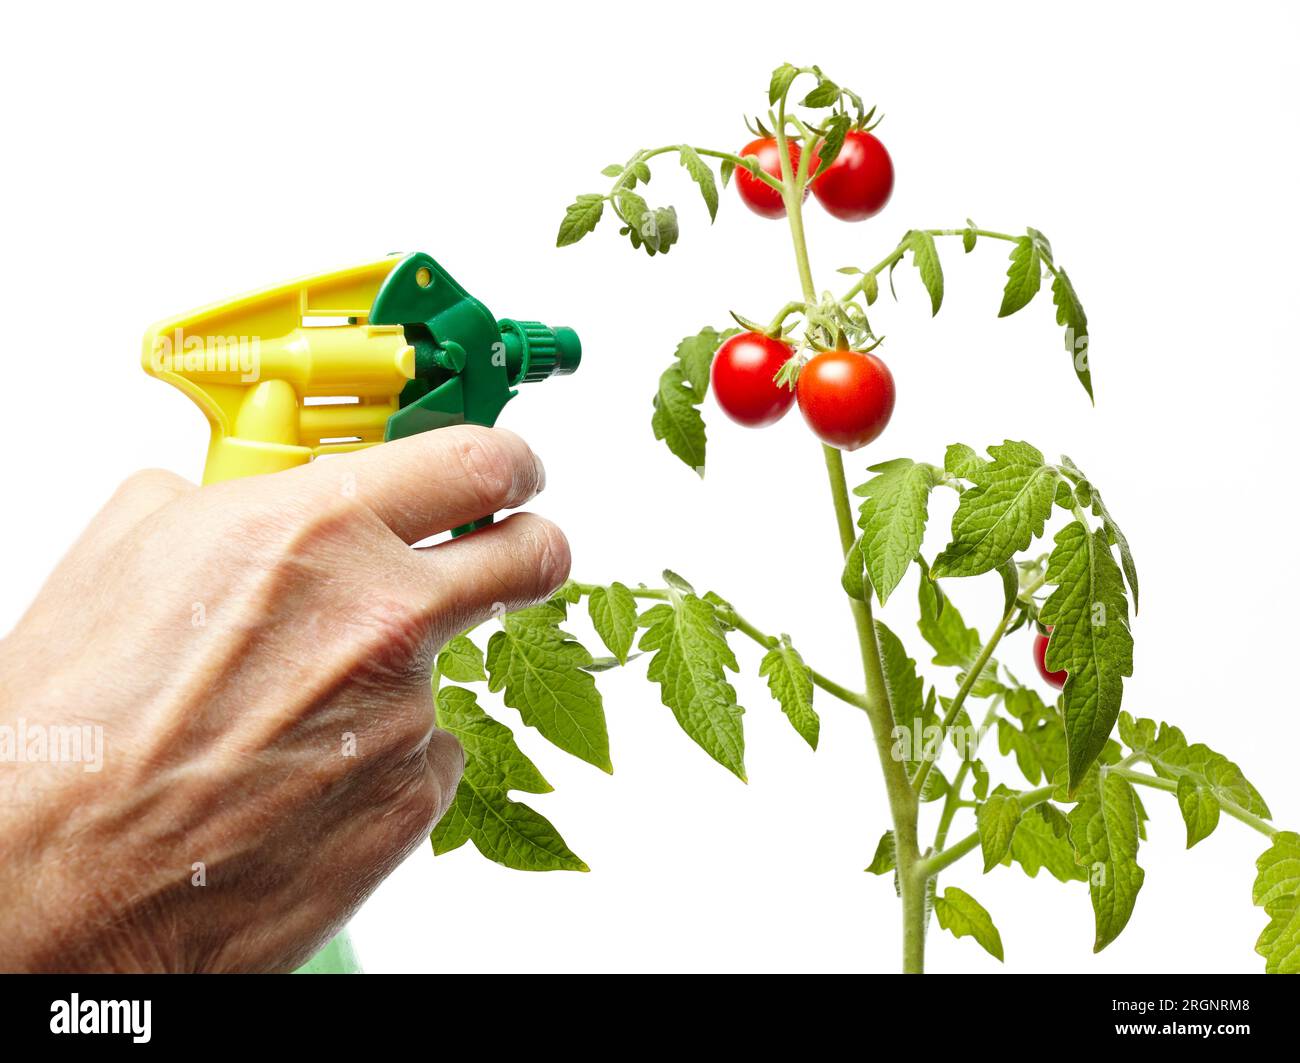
[345,591,440,685]
[113,468,191,506]
[515,515,572,596]
[450,426,535,510]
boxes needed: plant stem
[1109,766,1280,839]
[775,117,925,966]
[565,581,868,712]
[931,698,1002,856]
[838,227,1025,304]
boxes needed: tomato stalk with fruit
[429,64,1296,975]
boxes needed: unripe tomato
[795,349,895,451]
[811,131,894,222]
[1033,627,1067,689]
[710,332,795,427]
[734,138,816,219]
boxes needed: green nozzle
[499,319,582,385]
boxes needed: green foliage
[651,326,733,474]
[934,887,1004,961]
[1067,768,1145,952]
[588,582,639,665]
[1254,832,1300,974]
[1041,522,1133,790]
[1118,714,1270,846]
[639,588,747,780]
[431,687,586,872]
[977,789,1022,873]
[853,459,942,604]
[486,602,612,773]
[759,637,819,750]
[933,441,1057,578]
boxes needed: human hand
[0,426,569,971]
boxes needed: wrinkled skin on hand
[0,426,570,972]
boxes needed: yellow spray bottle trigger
[142,251,580,536]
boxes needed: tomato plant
[454,62,1295,975]
[710,331,796,427]
[796,348,895,450]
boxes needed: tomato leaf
[486,603,612,773]
[1051,267,1093,401]
[556,194,604,247]
[998,235,1042,317]
[638,594,746,780]
[759,636,819,750]
[587,582,639,666]
[813,113,851,176]
[977,788,1022,872]
[1254,832,1300,974]
[866,831,896,874]
[801,78,841,108]
[853,458,943,605]
[904,230,944,315]
[431,776,587,872]
[841,536,867,600]
[651,327,732,474]
[652,365,707,475]
[678,146,719,222]
[1059,455,1140,613]
[1041,522,1133,790]
[435,686,551,795]
[430,686,587,872]
[1067,768,1145,952]
[933,441,1057,578]
[436,634,487,684]
[944,442,987,481]
[1006,802,1087,882]
[876,620,927,771]
[1118,713,1271,846]
[768,62,800,105]
[934,887,1004,961]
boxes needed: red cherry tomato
[734,138,816,219]
[795,349,895,451]
[1033,628,1067,689]
[710,332,795,427]
[811,131,894,222]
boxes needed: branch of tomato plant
[912,570,1049,797]
[566,581,868,711]
[837,228,1027,305]
[931,696,1004,857]
[605,144,783,226]
[766,70,928,974]
[917,784,1057,880]
[1109,766,1280,839]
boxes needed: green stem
[608,145,785,211]
[566,582,868,712]
[1110,766,1279,839]
[718,607,868,710]
[772,76,924,971]
[839,227,1026,304]
[931,698,1002,856]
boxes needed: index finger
[292,425,547,543]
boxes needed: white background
[2,0,1297,973]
